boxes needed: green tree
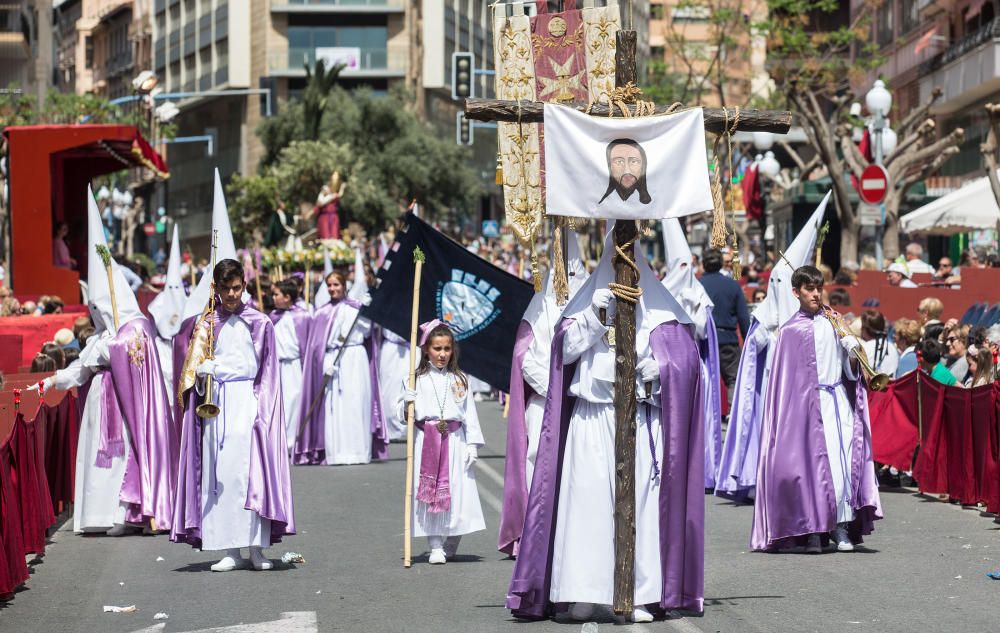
[302,60,345,140]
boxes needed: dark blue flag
[362,212,533,392]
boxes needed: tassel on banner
[710,159,728,249]
[495,149,504,185]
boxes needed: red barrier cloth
[44,397,79,510]
[0,313,86,367]
[870,371,1000,507]
[9,413,53,554]
[27,411,56,531]
[0,440,29,594]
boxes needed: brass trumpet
[823,307,891,392]
[177,231,222,417]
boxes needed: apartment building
[1,0,52,103]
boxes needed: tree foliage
[244,77,481,236]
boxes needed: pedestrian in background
[699,249,749,403]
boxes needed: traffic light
[456,111,473,146]
[451,52,475,101]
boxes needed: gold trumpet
[177,231,222,417]
[823,307,891,392]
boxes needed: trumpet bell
[196,402,221,419]
[868,372,891,392]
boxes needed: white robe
[814,316,859,525]
[861,337,899,377]
[521,329,551,489]
[54,337,131,533]
[396,367,486,538]
[549,309,663,606]
[275,314,304,451]
[155,335,175,406]
[378,329,410,441]
[322,303,374,465]
[198,314,271,551]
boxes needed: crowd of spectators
[27,316,93,373]
[0,287,65,317]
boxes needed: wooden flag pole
[403,246,425,568]
[254,243,265,309]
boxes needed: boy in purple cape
[171,259,295,572]
[751,265,882,554]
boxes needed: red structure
[3,125,168,302]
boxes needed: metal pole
[874,106,885,267]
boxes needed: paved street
[2,401,999,633]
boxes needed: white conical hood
[754,190,831,331]
[86,185,144,335]
[347,247,368,302]
[521,228,590,341]
[181,168,239,321]
[148,224,187,338]
[313,245,334,309]
[660,218,713,334]
[661,217,690,272]
[563,222,691,354]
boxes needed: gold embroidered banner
[583,3,620,104]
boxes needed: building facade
[1,0,52,103]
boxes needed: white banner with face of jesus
[542,104,714,220]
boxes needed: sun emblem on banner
[538,57,584,103]
[436,269,501,341]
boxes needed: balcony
[270,44,406,79]
[0,7,30,61]
[919,17,1000,115]
[271,0,404,14]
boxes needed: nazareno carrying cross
[468,24,791,618]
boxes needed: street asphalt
[1,401,999,632]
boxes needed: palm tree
[303,60,345,139]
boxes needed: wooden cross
[467,30,791,616]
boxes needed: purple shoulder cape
[498,319,535,555]
[170,303,296,548]
[506,318,705,617]
[750,310,882,551]
[714,318,767,499]
[107,317,179,530]
[293,299,388,465]
[269,306,312,367]
[701,311,723,489]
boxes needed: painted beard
[613,174,641,201]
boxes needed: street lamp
[866,79,892,266]
[758,150,781,180]
[752,131,775,151]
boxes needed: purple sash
[96,369,126,468]
[415,419,462,513]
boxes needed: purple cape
[506,318,705,617]
[269,305,313,368]
[293,298,388,465]
[498,319,535,555]
[750,309,882,551]
[107,317,179,530]
[170,303,296,548]
[701,311,723,489]
[714,318,767,499]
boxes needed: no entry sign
[859,164,889,205]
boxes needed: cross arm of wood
[464,98,792,134]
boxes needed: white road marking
[130,611,317,633]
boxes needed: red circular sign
[143,222,156,236]
[859,164,890,204]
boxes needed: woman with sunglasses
[943,323,970,384]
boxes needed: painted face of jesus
[609,144,644,192]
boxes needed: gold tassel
[553,222,568,305]
[710,159,728,249]
[531,251,542,292]
[495,150,504,185]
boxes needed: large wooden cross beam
[469,29,790,617]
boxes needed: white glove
[464,445,479,470]
[93,338,111,364]
[196,359,217,377]
[25,379,46,392]
[592,288,614,317]
[637,357,659,383]
[403,387,417,403]
[751,325,771,349]
[840,335,861,355]
[361,292,373,307]
[322,356,339,377]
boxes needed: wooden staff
[254,245,265,309]
[304,266,311,306]
[404,246,425,568]
[94,245,120,331]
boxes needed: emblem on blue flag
[436,268,501,340]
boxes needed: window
[900,0,919,35]
[85,35,93,68]
[672,6,709,23]
[651,4,665,20]
[876,1,893,46]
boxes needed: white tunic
[154,335,175,406]
[549,308,663,606]
[55,336,131,532]
[378,329,411,441]
[322,303,374,465]
[275,314,304,451]
[198,315,271,551]
[521,331,551,488]
[396,367,486,538]
[814,316,859,525]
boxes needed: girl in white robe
[322,298,375,465]
[271,280,308,451]
[399,320,485,564]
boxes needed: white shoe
[833,524,854,552]
[805,534,822,554]
[249,547,273,571]
[428,548,446,564]
[632,606,654,622]
[105,524,127,537]
[211,556,240,572]
[569,602,594,621]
